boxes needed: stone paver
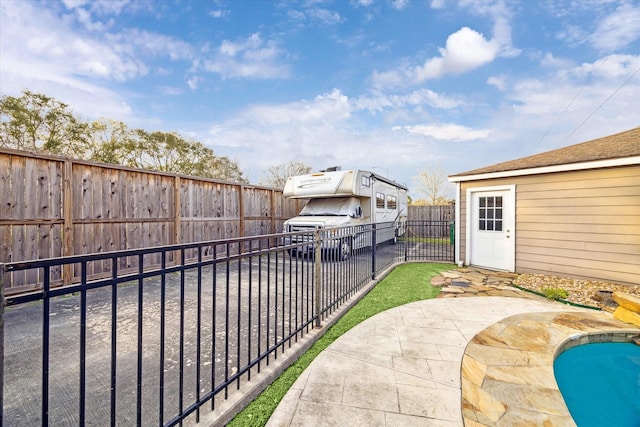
[462,310,640,426]
[267,269,640,427]
[266,296,627,426]
[266,268,640,427]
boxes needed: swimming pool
[554,342,640,427]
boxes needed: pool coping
[461,310,640,426]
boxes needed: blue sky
[1,0,639,195]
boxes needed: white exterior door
[467,186,515,271]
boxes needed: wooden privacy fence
[407,204,454,221]
[406,205,455,239]
[0,146,455,294]
[0,148,304,293]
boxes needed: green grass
[228,262,450,426]
[541,287,569,300]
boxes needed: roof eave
[448,156,640,183]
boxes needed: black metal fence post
[0,263,4,427]
[371,223,377,280]
[1,223,454,426]
[314,229,322,328]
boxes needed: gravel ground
[515,273,640,310]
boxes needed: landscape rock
[441,287,465,294]
[430,276,447,287]
[613,292,640,312]
[442,271,462,279]
[613,306,640,328]
[515,273,640,310]
[451,279,470,287]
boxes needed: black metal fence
[0,221,452,426]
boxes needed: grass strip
[228,262,451,426]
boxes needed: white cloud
[73,7,114,31]
[238,89,351,125]
[286,5,343,26]
[1,1,191,84]
[306,8,343,25]
[394,124,491,141]
[415,27,500,81]
[0,0,195,125]
[370,69,404,89]
[160,86,184,96]
[203,33,290,79]
[372,27,500,88]
[63,0,131,16]
[203,91,356,177]
[568,54,640,81]
[210,9,229,19]
[201,89,402,180]
[498,54,640,147]
[590,3,640,51]
[487,76,506,91]
[61,0,90,8]
[187,76,200,90]
[556,24,589,47]
[108,29,193,62]
[459,0,519,56]
[391,0,409,11]
[355,89,461,112]
[371,0,520,90]
[540,53,574,69]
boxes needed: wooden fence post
[270,189,276,234]
[62,159,73,286]
[238,185,245,238]
[173,176,181,264]
[174,176,181,244]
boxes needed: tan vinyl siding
[516,165,639,284]
[461,165,640,285]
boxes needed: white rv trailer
[282,167,408,260]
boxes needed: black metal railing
[401,220,455,261]
[0,220,452,426]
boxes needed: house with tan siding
[448,127,640,285]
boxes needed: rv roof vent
[325,166,341,172]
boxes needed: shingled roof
[450,127,640,178]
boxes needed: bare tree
[260,160,312,189]
[412,166,454,205]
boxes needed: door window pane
[478,196,503,232]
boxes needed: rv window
[376,192,385,208]
[387,195,397,209]
[361,176,371,187]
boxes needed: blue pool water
[554,342,640,427]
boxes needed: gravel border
[514,273,640,311]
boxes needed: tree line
[0,90,247,182]
[1,90,456,200]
